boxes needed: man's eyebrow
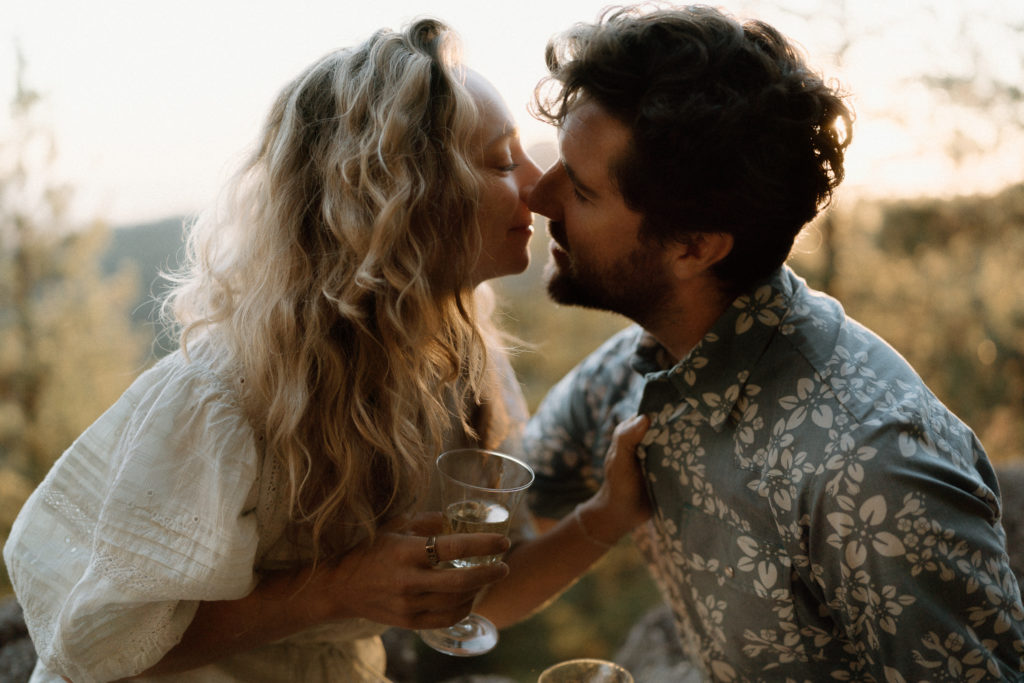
[562,160,597,197]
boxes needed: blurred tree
[862,184,1024,464]
[919,6,1024,166]
[792,184,1024,466]
[0,53,149,585]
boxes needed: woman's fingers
[423,532,510,567]
[409,598,479,630]
[393,510,444,536]
[322,529,512,629]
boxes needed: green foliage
[792,185,1024,464]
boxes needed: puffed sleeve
[3,352,261,683]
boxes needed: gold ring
[425,535,440,566]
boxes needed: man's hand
[577,414,652,546]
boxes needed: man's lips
[547,220,569,252]
[548,233,570,267]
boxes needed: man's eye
[572,187,588,202]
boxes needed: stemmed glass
[419,447,534,656]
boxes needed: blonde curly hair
[164,19,497,559]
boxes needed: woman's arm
[475,415,651,628]
[132,530,509,677]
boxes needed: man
[482,4,1024,681]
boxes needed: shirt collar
[632,267,798,429]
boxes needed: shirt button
[725,566,735,578]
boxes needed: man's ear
[670,232,734,280]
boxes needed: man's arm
[804,440,1024,679]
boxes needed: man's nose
[527,162,563,219]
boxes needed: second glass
[538,658,634,682]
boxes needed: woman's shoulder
[131,342,242,410]
[51,343,257,490]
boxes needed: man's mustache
[547,220,569,251]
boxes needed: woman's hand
[134,517,508,677]
[319,516,510,630]
[575,413,652,545]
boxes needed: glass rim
[435,448,535,493]
[539,658,633,679]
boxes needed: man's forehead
[558,101,631,185]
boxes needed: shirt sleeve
[3,355,261,683]
[799,426,1024,680]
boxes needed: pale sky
[3,0,1022,226]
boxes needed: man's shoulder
[575,323,646,372]
[764,275,980,458]
[539,323,646,415]
[772,271,920,387]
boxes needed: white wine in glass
[443,499,511,566]
[419,448,534,656]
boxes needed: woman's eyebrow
[486,124,518,149]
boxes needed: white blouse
[3,342,529,682]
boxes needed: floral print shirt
[525,266,1024,681]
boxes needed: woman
[4,19,541,681]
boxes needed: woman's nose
[518,156,544,199]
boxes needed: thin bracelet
[572,506,614,550]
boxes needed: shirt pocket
[677,507,794,608]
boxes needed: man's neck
[640,277,734,363]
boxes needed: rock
[613,603,704,683]
[0,597,35,683]
[382,628,418,682]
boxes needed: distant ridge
[104,216,187,357]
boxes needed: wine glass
[538,658,634,682]
[419,447,534,656]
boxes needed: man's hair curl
[536,5,853,291]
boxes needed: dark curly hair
[534,4,853,292]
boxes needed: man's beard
[544,221,671,325]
